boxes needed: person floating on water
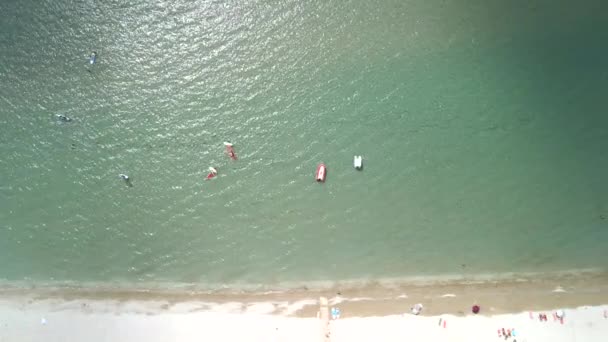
[56,114,72,122]
[224,142,237,160]
[90,51,97,65]
[206,167,218,180]
[119,173,132,186]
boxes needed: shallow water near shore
[1,0,607,290]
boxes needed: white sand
[0,298,606,342]
[0,306,321,342]
[331,306,608,342]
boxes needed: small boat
[353,156,363,170]
[224,142,237,160]
[89,51,97,65]
[315,163,326,182]
[206,167,218,180]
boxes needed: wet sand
[1,272,607,341]
[1,270,606,317]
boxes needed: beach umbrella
[472,305,480,314]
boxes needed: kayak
[315,163,326,182]
[206,167,218,180]
[224,142,237,160]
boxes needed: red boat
[315,163,326,182]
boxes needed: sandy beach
[2,1,607,342]
[1,272,607,341]
[0,298,606,342]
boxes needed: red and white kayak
[315,163,327,182]
[206,167,218,180]
[224,142,237,160]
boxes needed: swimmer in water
[119,173,132,186]
[56,114,72,122]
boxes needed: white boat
[353,156,363,170]
[315,163,327,182]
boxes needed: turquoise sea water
[1,0,607,289]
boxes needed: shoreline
[1,272,607,341]
[1,270,606,318]
[2,267,604,293]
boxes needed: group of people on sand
[498,327,516,340]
